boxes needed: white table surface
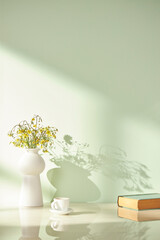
[0,203,160,240]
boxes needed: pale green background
[0,0,160,206]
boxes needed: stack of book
[117,193,160,222]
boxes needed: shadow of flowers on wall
[47,135,101,201]
[47,135,152,202]
[98,144,152,192]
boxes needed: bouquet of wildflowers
[8,115,58,152]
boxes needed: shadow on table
[47,135,152,202]
[46,220,150,240]
[46,221,91,240]
[70,211,96,216]
[88,221,150,240]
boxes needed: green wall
[0,0,160,205]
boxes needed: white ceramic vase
[19,148,45,207]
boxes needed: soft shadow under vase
[19,149,45,207]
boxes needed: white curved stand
[19,149,45,207]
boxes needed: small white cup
[51,197,70,211]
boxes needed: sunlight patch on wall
[1,45,159,204]
[0,45,111,204]
[0,44,109,162]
